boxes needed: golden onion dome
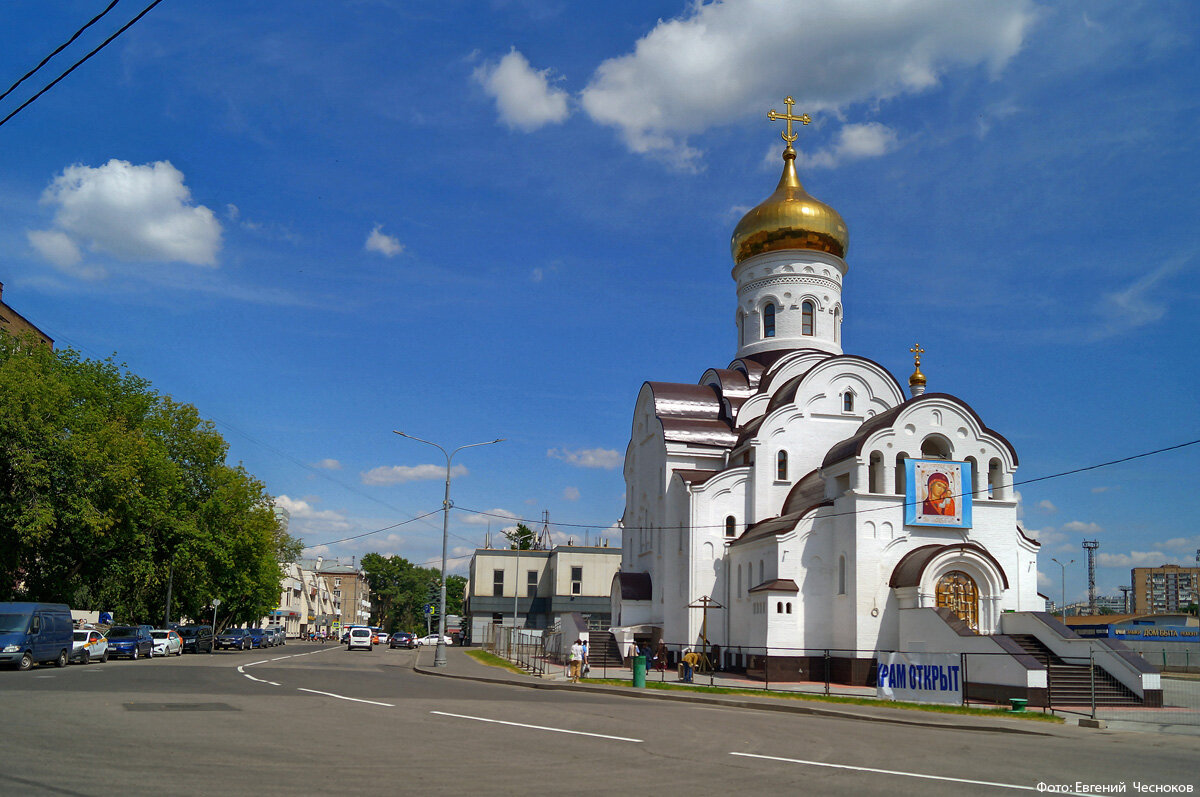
[909,366,927,388]
[731,145,848,265]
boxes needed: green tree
[0,331,298,625]
[503,523,535,550]
[360,553,467,632]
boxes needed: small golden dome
[731,145,849,265]
[909,367,926,387]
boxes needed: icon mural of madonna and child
[905,459,972,528]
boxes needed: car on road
[268,627,285,646]
[371,627,388,645]
[415,634,452,647]
[389,632,416,649]
[247,628,272,649]
[71,629,109,664]
[106,626,155,660]
[215,628,251,651]
[0,602,74,671]
[150,629,183,657]
[347,627,373,651]
[177,625,214,654]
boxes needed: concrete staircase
[587,630,624,666]
[1004,634,1142,707]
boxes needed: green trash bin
[1009,698,1028,712]
[632,655,646,688]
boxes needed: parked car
[347,627,373,651]
[106,626,155,660]
[0,602,74,671]
[415,634,452,647]
[71,629,109,664]
[370,627,388,645]
[268,627,285,646]
[177,625,214,654]
[215,628,251,650]
[246,628,271,649]
[150,629,183,657]
[389,632,416,649]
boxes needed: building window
[571,566,583,596]
[802,301,814,335]
[737,310,745,346]
[334,578,342,588]
[737,564,742,597]
[786,602,792,614]
[725,515,736,538]
[777,601,783,614]
[838,555,846,595]
[776,450,788,481]
[492,613,504,625]
[526,570,538,598]
[833,306,841,343]
[493,569,504,597]
[843,392,854,412]
[763,303,776,338]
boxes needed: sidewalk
[411,646,1074,736]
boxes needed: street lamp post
[395,431,504,667]
[1052,558,1074,620]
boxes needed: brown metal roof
[888,543,1010,589]
[748,578,800,593]
[781,469,826,515]
[821,392,1019,469]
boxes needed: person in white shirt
[569,639,583,683]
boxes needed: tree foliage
[504,523,535,550]
[0,332,299,626]
[361,552,466,632]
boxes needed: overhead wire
[452,436,1200,532]
[0,0,169,130]
[0,0,123,105]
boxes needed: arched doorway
[935,570,979,631]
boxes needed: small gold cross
[767,96,811,144]
[910,343,925,367]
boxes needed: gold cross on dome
[910,343,925,367]
[767,96,811,144]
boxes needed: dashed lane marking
[298,688,394,707]
[728,753,1085,795]
[430,711,643,743]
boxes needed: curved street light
[394,431,504,667]
[1051,558,1074,620]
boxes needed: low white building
[465,543,621,643]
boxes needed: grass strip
[465,649,528,675]
[579,678,1063,723]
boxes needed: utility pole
[1083,540,1100,616]
[1118,585,1132,614]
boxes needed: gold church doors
[935,570,979,631]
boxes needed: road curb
[412,663,1052,736]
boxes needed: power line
[0,0,123,105]
[298,509,443,549]
[0,0,168,131]
[452,436,1200,532]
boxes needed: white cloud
[530,267,544,283]
[312,459,342,470]
[1091,486,1113,494]
[462,508,518,525]
[798,123,899,169]
[579,0,1035,165]
[1036,500,1058,514]
[1097,551,1185,568]
[474,48,570,132]
[26,229,81,268]
[361,463,467,485]
[274,494,352,535]
[365,224,403,257]
[563,486,580,501]
[1091,255,1189,339]
[547,447,621,470]
[1037,570,1052,588]
[1062,520,1103,535]
[33,159,222,269]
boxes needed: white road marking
[245,659,270,667]
[270,656,291,662]
[729,753,1086,795]
[298,688,394,707]
[430,711,643,743]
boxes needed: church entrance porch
[935,570,979,630]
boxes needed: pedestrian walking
[569,639,583,683]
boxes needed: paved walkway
[412,647,1075,736]
[412,647,1200,737]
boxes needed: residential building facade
[1132,565,1200,615]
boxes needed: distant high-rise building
[1131,564,1200,614]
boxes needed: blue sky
[2,0,1197,605]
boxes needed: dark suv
[177,625,214,653]
[215,628,251,650]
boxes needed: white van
[347,626,373,651]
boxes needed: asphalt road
[2,642,1196,796]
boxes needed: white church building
[609,104,1160,706]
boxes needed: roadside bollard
[633,655,646,688]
